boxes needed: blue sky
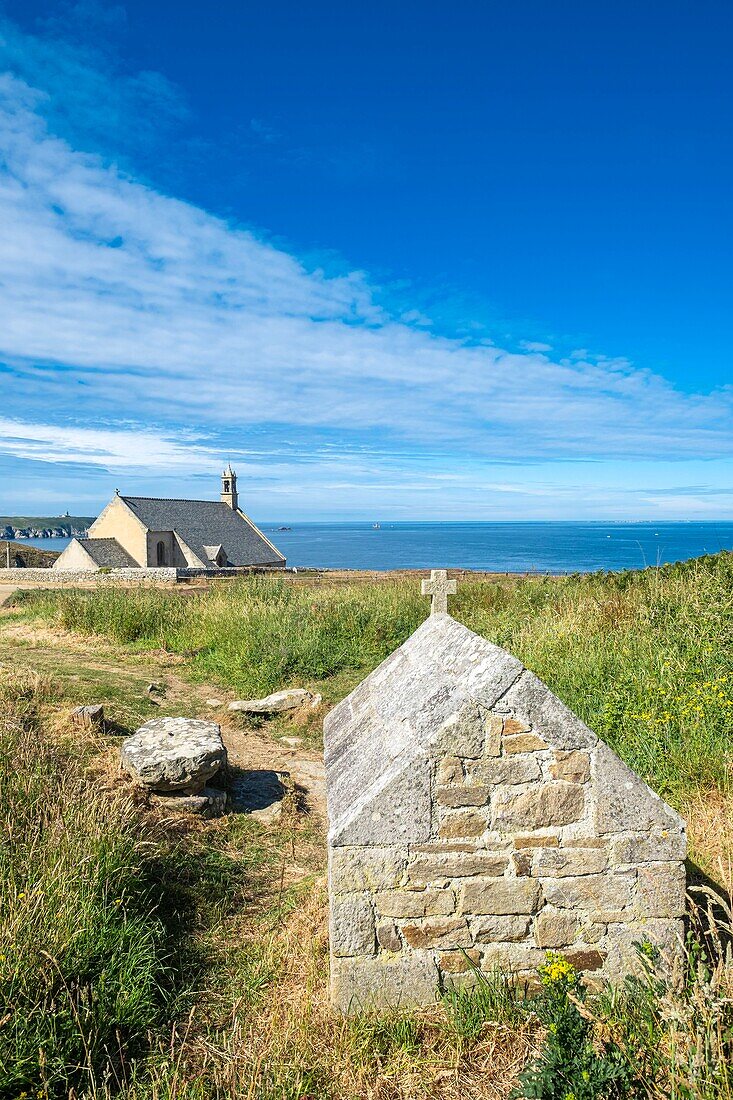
[1,0,732,520]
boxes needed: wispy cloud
[0,14,732,519]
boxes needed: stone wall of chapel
[89,497,147,566]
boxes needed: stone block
[502,717,530,735]
[504,733,549,753]
[375,888,455,918]
[432,700,486,758]
[534,909,578,948]
[549,750,591,783]
[533,847,608,878]
[484,712,503,756]
[401,916,472,949]
[467,755,542,785]
[331,893,376,957]
[481,944,547,972]
[329,747,432,847]
[329,846,406,894]
[121,717,226,793]
[436,756,463,785]
[564,948,606,972]
[543,872,634,911]
[71,704,104,730]
[602,918,685,977]
[592,742,685,837]
[471,915,530,942]
[439,808,488,838]
[436,785,490,808]
[439,948,482,973]
[331,952,438,1012]
[514,833,560,848]
[407,851,509,882]
[612,832,687,864]
[460,877,542,916]
[635,862,686,918]
[376,921,402,952]
[578,920,606,944]
[564,837,609,849]
[492,782,585,831]
[512,851,532,876]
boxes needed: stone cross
[421,568,457,615]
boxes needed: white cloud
[519,340,552,353]
[0,417,219,470]
[0,66,730,468]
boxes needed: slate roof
[76,538,139,569]
[121,496,284,568]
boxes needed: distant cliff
[0,515,96,540]
[0,540,60,567]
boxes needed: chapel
[53,467,285,572]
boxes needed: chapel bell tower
[221,464,238,511]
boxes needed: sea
[20,521,733,574]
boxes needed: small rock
[279,736,303,748]
[121,717,227,792]
[71,704,104,730]
[206,698,223,708]
[309,693,323,710]
[147,682,165,696]
[228,689,313,714]
[153,786,227,818]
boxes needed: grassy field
[1,553,732,1097]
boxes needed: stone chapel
[53,467,285,572]
[325,571,686,1012]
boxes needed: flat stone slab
[230,768,288,823]
[153,786,228,817]
[121,717,227,792]
[228,689,314,714]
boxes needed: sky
[0,0,732,521]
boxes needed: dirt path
[0,614,327,820]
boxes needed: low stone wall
[0,564,288,586]
[0,567,178,585]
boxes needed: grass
[3,553,733,1096]
[17,552,733,804]
[0,668,301,1098]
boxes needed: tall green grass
[20,554,733,801]
[0,671,168,1098]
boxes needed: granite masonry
[325,571,686,1012]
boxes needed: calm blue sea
[21,521,733,573]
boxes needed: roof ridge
[122,495,225,505]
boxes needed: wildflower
[539,952,577,987]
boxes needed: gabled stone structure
[325,584,686,1012]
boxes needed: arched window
[156,540,166,566]
[223,479,230,494]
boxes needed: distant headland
[0,514,95,539]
